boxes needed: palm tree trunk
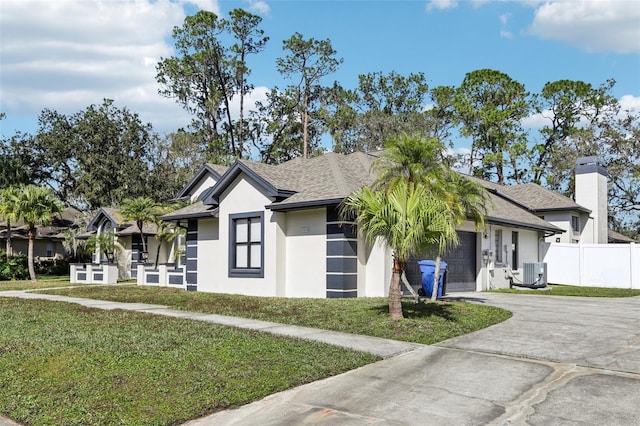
[28,230,36,282]
[430,254,442,301]
[5,220,12,257]
[389,259,404,319]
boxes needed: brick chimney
[575,156,608,244]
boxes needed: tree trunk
[389,259,404,319]
[5,219,12,257]
[28,227,36,282]
[303,86,309,159]
[430,254,442,301]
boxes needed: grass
[38,285,512,345]
[0,276,75,291]
[489,284,640,297]
[0,297,379,425]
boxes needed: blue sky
[1,0,639,151]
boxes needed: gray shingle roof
[159,201,218,221]
[195,151,570,233]
[498,183,590,213]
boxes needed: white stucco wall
[195,218,221,292]
[576,169,608,244]
[359,237,392,297]
[285,208,326,297]
[189,175,217,201]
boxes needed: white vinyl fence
[542,243,639,289]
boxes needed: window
[229,212,264,277]
[571,216,580,232]
[46,243,53,258]
[494,229,503,264]
[511,231,519,268]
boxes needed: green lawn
[39,285,512,345]
[0,298,379,425]
[489,284,640,297]
[0,276,75,291]
[1,281,513,424]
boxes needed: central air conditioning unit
[523,262,547,285]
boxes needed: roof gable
[87,207,124,231]
[176,163,228,200]
[203,161,296,205]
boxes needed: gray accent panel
[575,156,608,176]
[93,274,103,281]
[326,274,357,290]
[186,284,197,291]
[186,246,197,259]
[326,223,357,239]
[168,275,183,285]
[78,273,86,280]
[146,274,159,284]
[326,290,357,298]
[186,272,198,285]
[327,240,357,257]
[186,259,198,271]
[327,257,358,274]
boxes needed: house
[0,207,82,259]
[144,151,614,297]
[74,207,168,282]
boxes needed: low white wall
[70,263,118,284]
[542,242,639,289]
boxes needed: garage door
[443,231,477,292]
[404,231,477,294]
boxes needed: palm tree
[13,185,62,282]
[341,181,457,319]
[119,197,158,259]
[373,134,489,301]
[0,186,20,257]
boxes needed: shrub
[0,251,29,280]
[35,258,70,276]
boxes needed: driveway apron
[189,293,640,425]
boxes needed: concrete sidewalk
[2,290,639,425]
[0,289,422,358]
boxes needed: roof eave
[486,216,565,234]
[267,198,344,211]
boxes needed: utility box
[523,262,547,286]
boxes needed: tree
[372,134,488,301]
[529,79,618,188]
[328,72,432,154]
[33,99,158,209]
[156,9,267,161]
[13,185,62,282]
[454,69,531,184]
[119,197,159,257]
[276,33,342,159]
[340,180,456,319]
[0,132,45,189]
[228,8,269,157]
[0,186,21,257]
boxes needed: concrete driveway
[192,293,640,425]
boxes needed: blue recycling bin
[418,260,447,298]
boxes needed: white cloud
[248,1,271,15]
[0,0,222,134]
[619,95,640,114]
[528,0,640,54]
[426,0,458,12]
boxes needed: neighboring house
[82,207,165,279]
[152,152,614,297]
[0,207,82,259]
